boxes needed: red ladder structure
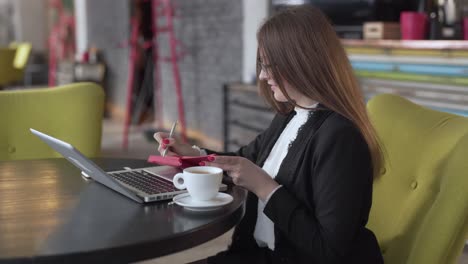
[47,0,75,87]
[123,0,187,149]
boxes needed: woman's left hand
[203,156,279,201]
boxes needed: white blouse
[253,105,316,250]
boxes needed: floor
[101,118,468,264]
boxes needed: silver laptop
[30,128,226,203]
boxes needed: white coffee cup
[173,166,223,201]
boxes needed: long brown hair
[257,5,383,178]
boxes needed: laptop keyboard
[109,170,178,195]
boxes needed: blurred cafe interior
[0,0,467,263]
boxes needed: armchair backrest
[367,94,468,264]
[9,42,32,69]
[0,48,17,86]
[0,83,104,160]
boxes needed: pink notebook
[147,154,216,169]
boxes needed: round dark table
[0,158,246,264]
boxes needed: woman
[154,5,383,264]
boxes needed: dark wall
[157,0,243,149]
[86,0,131,113]
[84,0,243,149]
[0,0,15,46]
[274,0,417,25]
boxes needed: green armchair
[0,48,17,87]
[367,94,468,264]
[0,43,32,87]
[8,42,32,84]
[0,83,104,160]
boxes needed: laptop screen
[30,128,142,203]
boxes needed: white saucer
[172,192,233,211]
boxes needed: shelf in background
[361,78,468,117]
[343,39,468,117]
[342,39,468,50]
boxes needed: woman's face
[258,58,303,103]
[258,56,292,102]
[259,68,287,102]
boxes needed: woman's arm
[205,114,286,162]
[263,125,373,263]
[203,131,263,161]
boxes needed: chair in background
[8,42,32,85]
[0,82,104,160]
[0,47,17,88]
[366,93,468,264]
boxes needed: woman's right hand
[153,132,201,156]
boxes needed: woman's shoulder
[304,110,371,164]
[315,110,364,141]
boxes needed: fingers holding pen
[154,131,201,157]
[160,138,174,148]
[157,143,177,156]
[153,132,166,145]
[154,132,177,156]
[154,132,173,142]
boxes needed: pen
[162,120,178,157]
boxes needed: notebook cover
[147,154,216,169]
[147,156,183,167]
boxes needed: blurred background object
[9,42,32,84]
[272,0,415,39]
[400,11,428,40]
[0,46,17,88]
[363,22,401,40]
[0,42,32,88]
[0,82,104,160]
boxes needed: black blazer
[208,108,383,264]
